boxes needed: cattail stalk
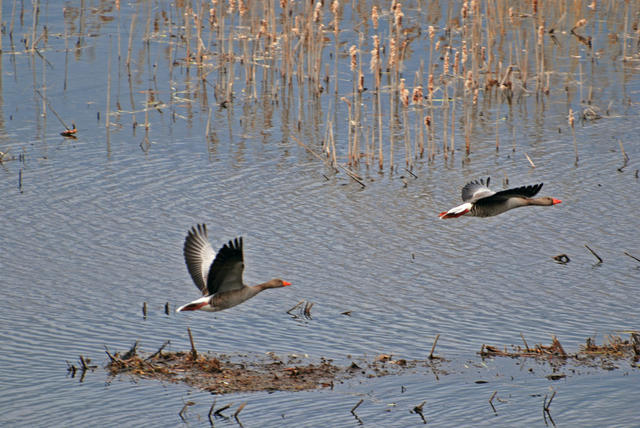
[400,79,411,168]
[412,81,424,158]
[370,34,383,169]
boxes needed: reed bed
[13,0,640,174]
[99,330,639,394]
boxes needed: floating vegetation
[103,328,448,393]
[105,343,446,394]
[480,334,568,359]
[100,331,640,394]
[480,332,640,366]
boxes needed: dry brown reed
[106,37,112,131]
[19,0,637,173]
[569,108,578,165]
[331,0,340,95]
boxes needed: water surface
[2,0,640,426]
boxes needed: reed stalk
[125,9,137,69]
[569,108,578,165]
[355,33,364,163]
[370,33,383,169]
[495,112,500,152]
[106,36,111,130]
[329,120,338,168]
[400,79,411,168]
[349,45,357,164]
[331,0,339,95]
[442,76,449,161]
[413,74,424,159]
[622,0,629,61]
[184,4,192,67]
[30,0,39,50]
[536,23,544,93]
[9,0,16,42]
[342,97,352,165]
[29,0,632,184]
[450,91,456,157]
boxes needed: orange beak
[283,281,292,286]
[552,198,562,205]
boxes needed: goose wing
[461,177,495,203]
[183,224,216,295]
[206,237,245,295]
[484,183,543,202]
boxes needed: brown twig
[214,403,232,417]
[188,327,198,360]
[146,340,170,360]
[208,398,217,424]
[351,398,364,414]
[234,402,247,419]
[34,88,73,131]
[104,346,123,364]
[521,333,530,352]
[617,140,630,172]
[179,401,196,421]
[429,334,440,359]
[489,390,498,414]
[404,168,418,179]
[624,252,640,263]
[303,301,314,319]
[584,244,603,264]
[286,300,304,315]
[66,361,77,377]
[78,355,96,370]
[291,134,366,188]
[543,390,557,427]
[122,341,139,360]
[545,391,556,410]
[543,391,557,427]
[411,401,427,424]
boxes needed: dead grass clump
[480,335,567,359]
[480,332,640,364]
[104,341,450,394]
[581,333,640,359]
[105,344,345,393]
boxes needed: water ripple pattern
[2,1,640,426]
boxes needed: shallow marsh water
[1,0,640,426]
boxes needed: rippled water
[2,1,640,426]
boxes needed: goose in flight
[177,224,291,312]
[439,178,561,218]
